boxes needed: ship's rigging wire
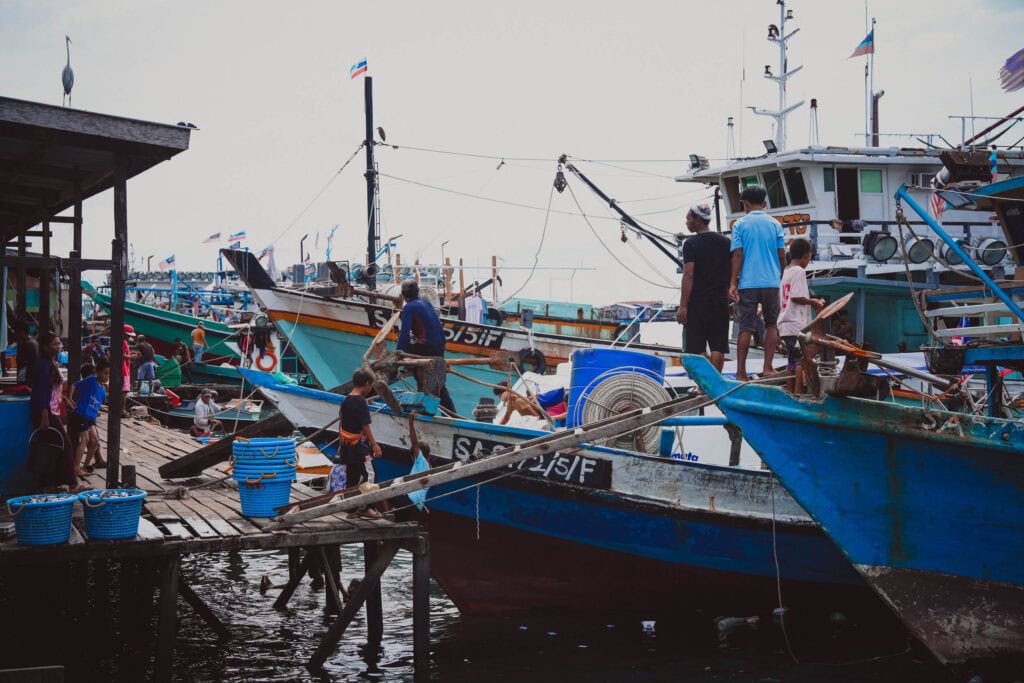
[495,183,556,304]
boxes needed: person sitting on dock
[677,202,731,371]
[778,238,825,394]
[192,388,223,436]
[338,368,383,518]
[728,186,786,381]
[68,360,109,475]
[397,279,456,415]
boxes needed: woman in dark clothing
[29,332,88,493]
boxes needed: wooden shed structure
[0,95,191,484]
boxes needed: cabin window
[763,170,789,208]
[723,177,741,212]
[741,175,760,188]
[859,169,883,193]
[782,168,809,205]
[823,168,835,192]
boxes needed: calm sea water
[167,547,948,683]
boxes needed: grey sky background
[2,0,1022,305]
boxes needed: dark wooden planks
[158,413,293,479]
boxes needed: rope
[578,372,672,454]
[894,210,940,345]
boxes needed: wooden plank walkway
[0,408,423,562]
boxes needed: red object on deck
[166,389,181,407]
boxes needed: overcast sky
[2,0,1022,305]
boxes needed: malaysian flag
[157,255,175,272]
[350,59,368,79]
[930,192,947,223]
[202,232,221,244]
[257,246,272,260]
[229,230,247,242]
[1000,47,1024,93]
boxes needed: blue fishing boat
[238,367,887,621]
[684,180,1024,668]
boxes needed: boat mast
[364,76,379,290]
[750,0,804,152]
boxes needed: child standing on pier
[778,239,825,394]
[338,368,383,518]
[69,360,110,475]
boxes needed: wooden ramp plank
[163,500,219,539]
[190,490,262,535]
[177,497,240,537]
[158,413,294,479]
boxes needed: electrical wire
[496,183,556,304]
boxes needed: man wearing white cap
[677,203,731,371]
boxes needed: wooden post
[155,554,181,683]
[38,222,50,337]
[444,257,452,308]
[121,464,137,489]
[106,157,128,488]
[394,254,402,284]
[412,535,430,674]
[364,541,384,642]
[288,547,301,582]
[68,192,83,381]
[308,542,399,670]
[318,546,343,615]
[15,232,26,322]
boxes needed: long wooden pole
[266,394,707,529]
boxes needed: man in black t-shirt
[338,368,382,499]
[677,203,731,371]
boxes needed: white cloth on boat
[465,294,485,325]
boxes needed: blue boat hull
[373,452,876,619]
[684,354,1024,665]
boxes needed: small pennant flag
[1000,47,1024,93]
[158,255,175,272]
[257,246,272,260]
[350,59,368,79]
[229,230,247,242]
[202,232,221,244]
[229,240,242,250]
[849,30,874,58]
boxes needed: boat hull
[683,354,1024,665]
[240,369,880,619]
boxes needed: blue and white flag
[229,230,247,242]
[350,59,368,79]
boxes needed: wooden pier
[0,412,430,681]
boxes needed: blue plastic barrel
[566,348,665,428]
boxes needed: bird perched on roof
[61,35,74,107]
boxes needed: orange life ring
[255,351,278,372]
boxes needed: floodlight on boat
[763,140,778,154]
[974,237,1007,266]
[688,154,709,171]
[940,239,968,266]
[863,231,898,262]
[905,236,934,264]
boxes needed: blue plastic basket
[232,437,296,460]
[6,493,78,545]
[237,476,292,518]
[80,489,148,540]
[232,464,297,482]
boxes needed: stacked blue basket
[6,493,78,545]
[232,437,297,517]
[80,489,148,540]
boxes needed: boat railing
[611,304,670,348]
[718,218,1006,266]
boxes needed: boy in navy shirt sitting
[69,360,110,476]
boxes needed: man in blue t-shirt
[397,280,456,414]
[728,186,786,381]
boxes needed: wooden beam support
[0,255,117,271]
[273,548,317,610]
[179,577,231,640]
[412,535,430,674]
[364,541,384,642]
[105,156,128,488]
[308,541,399,670]
[318,546,343,616]
[155,554,181,683]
